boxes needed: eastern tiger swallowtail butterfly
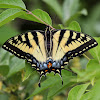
[2,26,98,87]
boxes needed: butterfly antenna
[63,68,73,72]
[63,68,77,74]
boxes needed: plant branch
[83,54,90,60]
[25,9,55,30]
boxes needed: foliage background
[0,0,100,100]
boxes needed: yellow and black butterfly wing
[52,29,98,64]
[2,31,47,67]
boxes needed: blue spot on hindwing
[63,56,67,62]
[56,63,60,68]
[52,62,56,67]
[43,63,47,69]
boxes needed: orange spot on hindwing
[45,70,48,72]
[47,62,52,68]
[52,69,55,71]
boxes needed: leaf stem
[83,54,90,60]
[25,9,55,30]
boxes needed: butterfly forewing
[2,31,47,63]
[52,29,98,62]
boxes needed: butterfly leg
[63,68,77,75]
[59,72,63,85]
[38,72,46,87]
[38,75,42,87]
[55,69,63,85]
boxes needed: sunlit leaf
[80,79,100,100]
[68,83,90,100]
[0,8,24,27]
[0,0,26,9]
[89,37,100,61]
[67,21,81,32]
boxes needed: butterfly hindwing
[2,31,47,65]
[52,29,98,63]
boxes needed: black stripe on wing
[25,33,32,48]
[31,31,39,46]
[66,30,73,45]
[31,31,44,56]
[56,30,66,53]
[58,30,66,46]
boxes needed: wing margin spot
[2,42,26,59]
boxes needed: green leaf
[80,92,92,100]
[0,24,19,45]
[0,48,10,76]
[86,59,100,79]
[47,70,74,99]
[58,24,65,29]
[23,62,34,81]
[7,56,25,77]
[0,65,9,76]
[0,0,26,9]
[43,0,62,20]
[67,83,90,100]
[0,8,24,27]
[86,60,100,72]
[27,70,75,100]
[72,59,100,83]
[89,37,100,61]
[80,79,100,100]
[67,21,81,32]
[26,75,61,99]
[20,9,52,26]
[63,0,79,23]
[7,72,22,84]
[0,48,10,65]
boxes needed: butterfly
[2,26,98,87]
